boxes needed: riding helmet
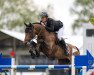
[39,12,48,18]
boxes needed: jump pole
[71,48,75,75]
[0,65,94,69]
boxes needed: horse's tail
[75,46,80,54]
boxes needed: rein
[27,25,43,45]
[26,24,58,58]
[36,26,56,57]
[37,27,43,37]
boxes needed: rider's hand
[41,22,45,26]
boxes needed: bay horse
[24,22,80,64]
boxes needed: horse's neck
[34,24,56,43]
[34,24,57,57]
[34,24,47,37]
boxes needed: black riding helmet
[39,12,48,18]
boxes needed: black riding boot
[59,39,69,56]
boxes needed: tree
[70,0,94,34]
[0,0,39,32]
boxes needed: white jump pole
[10,51,15,75]
[82,66,86,75]
[71,48,75,75]
[11,57,15,75]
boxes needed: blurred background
[0,0,94,75]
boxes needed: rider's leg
[57,27,69,56]
[59,39,69,56]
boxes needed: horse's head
[24,22,36,45]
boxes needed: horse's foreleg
[29,49,36,59]
[34,45,41,57]
[58,59,71,65]
[35,49,40,57]
[29,43,40,58]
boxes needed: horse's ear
[29,22,32,26]
[29,22,34,28]
[24,22,28,27]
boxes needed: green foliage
[70,0,94,34]
[0,0,39,32]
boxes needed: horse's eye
[25,27,33,33]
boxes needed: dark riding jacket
[41,18,63,32]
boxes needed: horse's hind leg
[58,59,71,65]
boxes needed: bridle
[26,25,43,45]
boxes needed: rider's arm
[45,22,54,32]
[45,18,55,32]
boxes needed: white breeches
[57,27,64,40]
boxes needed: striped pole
[0,65,71,69]
[0,65,93,69]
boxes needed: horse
[24,22,80,65]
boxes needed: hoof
[31,55,35,59]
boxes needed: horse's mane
[32,22,41,25]
[32,22,45,29]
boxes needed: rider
[39,12,69,56]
